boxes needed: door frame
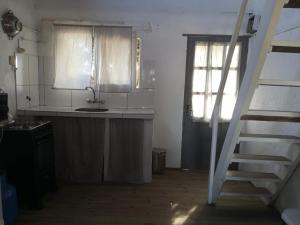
[181,34,249,169]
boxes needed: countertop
[17,106,155,119]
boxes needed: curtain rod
[182,34,252,38]
[53,23,132,29]
[52,20,132,28]
[45,20,152,32]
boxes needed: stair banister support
[208,0,248,204]
[210,0,248,128]
[208,105,220,204]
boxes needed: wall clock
[2,10,23,40]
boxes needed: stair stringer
[211,0,286,204]
[269,150,300,204]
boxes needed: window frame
[185,35,249,123]
[52,24,134,91]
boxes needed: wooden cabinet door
[106,119,145,183]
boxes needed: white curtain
[95,27,132,92]
[54,26,93,89]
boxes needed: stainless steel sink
[75,108,109,112]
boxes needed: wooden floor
[15,170,282,225]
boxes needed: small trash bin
[152,148,166,174]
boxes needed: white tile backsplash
[29,55,39,85]
[39,85,45,106]
[44,56,55,85]
[41,86,154,109]
[71,89,98,108]
[17,85,30,108]
[71,91,127,109]
[16,54,155,110]
[101,93,127,109]
[38,56,45,85]
[45,86,71,107]
[127,90,154,108]
[29,85,40,107]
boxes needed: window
[95,27,132,92]
[192,41,241,121]
[54,26,93,89]
[54,25,132,92]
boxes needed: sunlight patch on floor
[172,206,198,225]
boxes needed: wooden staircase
[208,0,300,205]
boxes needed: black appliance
[0,119,57,209]
[0,92,8,121]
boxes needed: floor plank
[15,170,282,225]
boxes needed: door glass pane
[226,44,240,68]
[224,70,237,94]
[192,69,206,93]
[190,40,242,121]
[205,95,216,120]
[211,44,224,67]
[211,70,222,92]
[192,94,204,118]
[221,95,236,120]
[194,42,208,67]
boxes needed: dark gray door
[181,35,248,170]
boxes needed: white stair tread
[220,188,272,198]
[226,170,281,182]
[232,153,292,165]
[284,0,300,8]
[258,79,300,87]
[220,190,272,198]
[271,40,300,48]
[220,181,272,198]
[239,133,300,143]
[241,110,300,122]
[247,110,300,117]
[271,40,300,53]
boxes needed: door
[181,35,248,170]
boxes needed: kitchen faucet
[85,86,105,104]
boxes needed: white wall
[34,0,252,168]
[0,0,37,115]
[241,1,300,211]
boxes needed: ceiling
[34,0,254,15]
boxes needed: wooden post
[208,0,248,204]
[210,0,248,127]
[208,106,219,204]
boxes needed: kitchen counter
[17,106,155,119]
[17,105,154,183]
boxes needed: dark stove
[0,119,57,209]
[5,120,50,131]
